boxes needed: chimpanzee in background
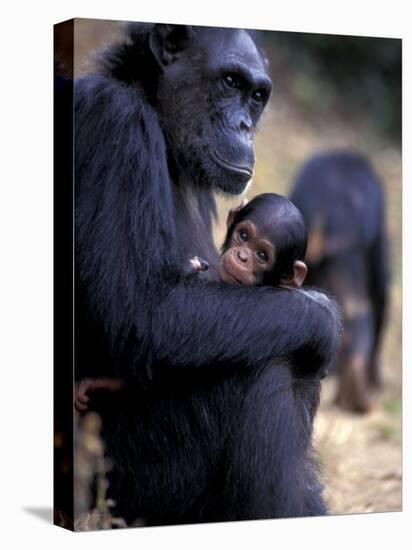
[290,151,389,413]
[74,23,341,526]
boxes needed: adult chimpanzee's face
[153,26,272,194]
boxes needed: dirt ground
[315,383,402,515]
[315,321,402,515]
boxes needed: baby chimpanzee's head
[219,193,308,288]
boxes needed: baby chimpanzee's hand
[189,256,209,272]
[75,378,124,413]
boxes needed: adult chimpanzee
[290,151,389,413]
[74,23,341,526]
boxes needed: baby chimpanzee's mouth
[224,271,244,284]
[219,264,250,286]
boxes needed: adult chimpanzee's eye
[252,89,266,104]
[239,230,248,242]
[257,251,268,262]
[223,74,241,90]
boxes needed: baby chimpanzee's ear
[226,198,248,228]
[279,260,308,289]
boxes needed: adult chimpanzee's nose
[240,115,253,137]
[237,249,248,263]
[240,118,252,133]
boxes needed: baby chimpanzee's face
[218,219,276,285]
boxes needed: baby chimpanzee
[189,193,308,289]
[76,193,310,412]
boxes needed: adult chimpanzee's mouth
[211,151,254,179]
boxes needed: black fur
[74,24,341,525]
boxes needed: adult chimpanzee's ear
[280,260,308,289]
[149,24,192,67]
[226,199,248,228]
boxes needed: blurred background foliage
[262,32,401,142]
[71,19,402,518]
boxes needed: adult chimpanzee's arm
[75,76,340,375]
[152,282,341,369]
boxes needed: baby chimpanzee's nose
[237,249,248,263]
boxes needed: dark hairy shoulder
[74,75,178,341]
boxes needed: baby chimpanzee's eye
[257,251,268,262]
[239,230,248,242]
